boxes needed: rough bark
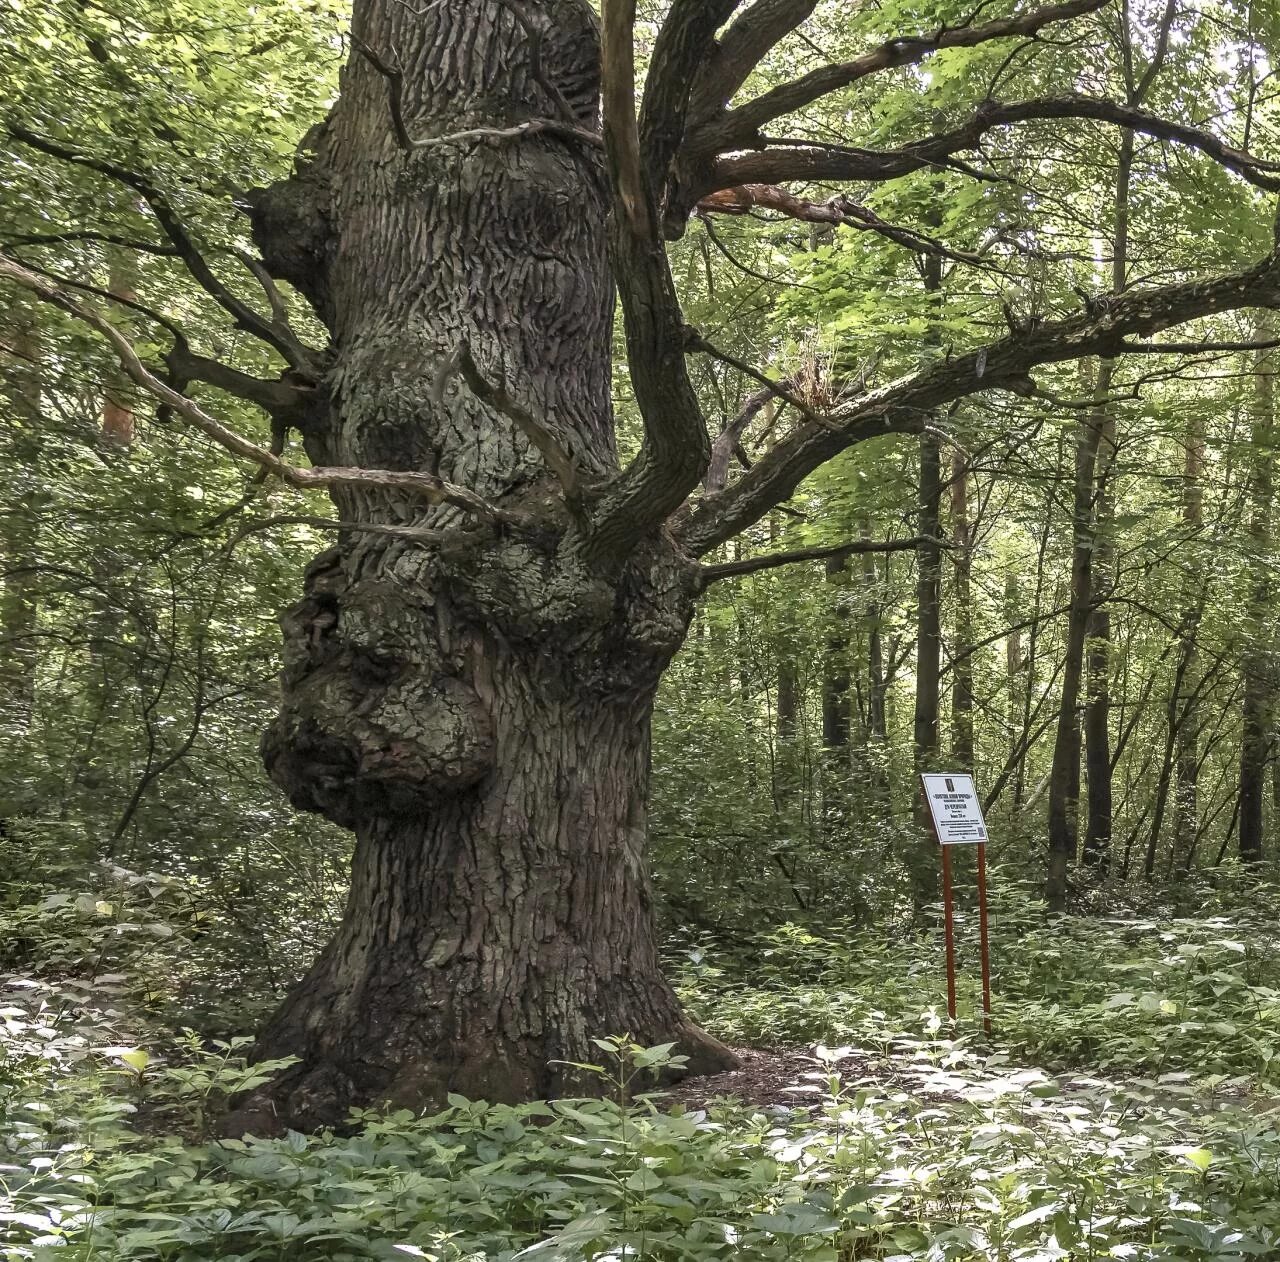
[232,0,734,1132]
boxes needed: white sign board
[921,773,988,844]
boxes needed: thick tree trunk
[254,625,726,1126]
[234,0,734,1130]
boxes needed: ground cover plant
[5,861,1280,1262]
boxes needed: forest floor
[6,874,1280,1260]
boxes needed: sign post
[920,772,992,1034]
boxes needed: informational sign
[920,773,988,844]
[919,771,993,1034]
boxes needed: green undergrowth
[676,875,1280,1088]
[6,868,1280,1260]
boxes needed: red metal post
[941,841,958,1022]
[977,840,992,1035]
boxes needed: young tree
[8,0,1280,1128]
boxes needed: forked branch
[7,125,318,368]
[680,250,1280,553]
[0,256,522,528]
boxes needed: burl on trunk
[237,0,733,1128]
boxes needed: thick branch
[699,0,1108,149]
[680,250,1280,552]
[588,3,728,561]
[587,226,712,564]
[600,0,650,237]
[640,0,738,198]
[701,535,928,583]
[692,0,821,122]
[706,95,1280,194]
[0,256,519,526]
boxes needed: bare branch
[698,0,1108,149]
[706,384,783,493]
[701,535,930,583]
[679,249,1280,553]
[683,326,831,425]
[228,514,485,548]
[705,95,1280,194]
[697,183,1008,273]
[7,125,319,368]
[0,255,524,528]
[600,0,651,237]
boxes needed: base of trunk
[223,1021,737,1136]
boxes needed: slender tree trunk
[235,0,734,1130]
[1081,363,1115,871]
[911,253,943,907]
[822,551,851,752]
[1046,394,1106,908]
[1240,313,1276,864]
[860,516,889,802]
[1081,124,1135,873]
[1014,498,1054,811]
[950,449,974,769]
[1173,413,1205,871]
[0,303,42,725]
[101,252,138,446]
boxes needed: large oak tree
[7,0,1280,1128]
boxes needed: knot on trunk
[262,551,495,828]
